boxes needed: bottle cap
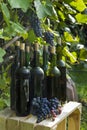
[50,46,56,54]
[26,45,30,53]
[43,45,48,52]
[15,41,20,47]
[34,43,39,51]
[58,37,61,45]
[20,43,25,51]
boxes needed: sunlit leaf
[64,32,79,42]
[58,10,65,21]
[28,29,37,43]
[63,47,77,63]
[65,0,86,12]
[75,13,87,23]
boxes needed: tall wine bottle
[30,43,44,102]
[10,41,20,110]
[56,38,66,102]
[15,43,30,116]
[42,45,49,97]
[46,46,61,99]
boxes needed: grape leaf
[75,13,87,23]
[0,3,10,25]
[0,48,6,63]
[8,0,32,12]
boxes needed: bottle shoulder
[50,66,61,77]
[15,66,30,78]
[31,66,44,76]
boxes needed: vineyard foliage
[0,0,87,109]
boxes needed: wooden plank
[68,109,81,130]
[0,102,82,130]
[56,119,66,130]
[35,102,82,130]
[0,108,14,130]
[20,115,37,130]
[7,114,32,130]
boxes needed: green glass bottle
[56,38,66,102]
[46,46,61,99]
[10,41,20,110]
[30,43,44,101]
[15,43,30,116]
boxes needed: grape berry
[30,97,62,123]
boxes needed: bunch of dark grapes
[27,9,42,37]
[43,31,54,46]
[30,97,62,123]
[17,9,25,21]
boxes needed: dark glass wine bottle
[42,45,49,97]
[30,43,44,102]
[15,43,30,116]
[10,41,20,110]
[46,46,61,99]
[56,38,66,102]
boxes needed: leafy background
[0,0,87,129]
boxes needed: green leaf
[10,21,28,39]
[79,48,87,60]
[64,32,79,42]
[34,0,56,19]
[0,79,7,89]
[63,47,77,63]
[3,22,28,39]
[65,0,86,12]
[0,98,6,110]
[0,3,10,25]
[75,13,87,23]
[64,0,73,4]
[0,48,6,63]
[8,0,32,12]
[34,0,47,19]
[28,29,37,43]
[58,10,65,21]
[70,0,86,12]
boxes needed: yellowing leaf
[75,13,87,23]
[70,0,86,12]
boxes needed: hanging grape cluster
[27,9,42,37]
[30,97,62,123]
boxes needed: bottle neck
[50,46,57,68]
[20,43,25,67]
[14,41,20,64]
[43,46,48,70]
[34,50,40,67]
[15,46,20,63]
[25,46,30,67]
[50,53,57,68]
[33,43,40,67]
